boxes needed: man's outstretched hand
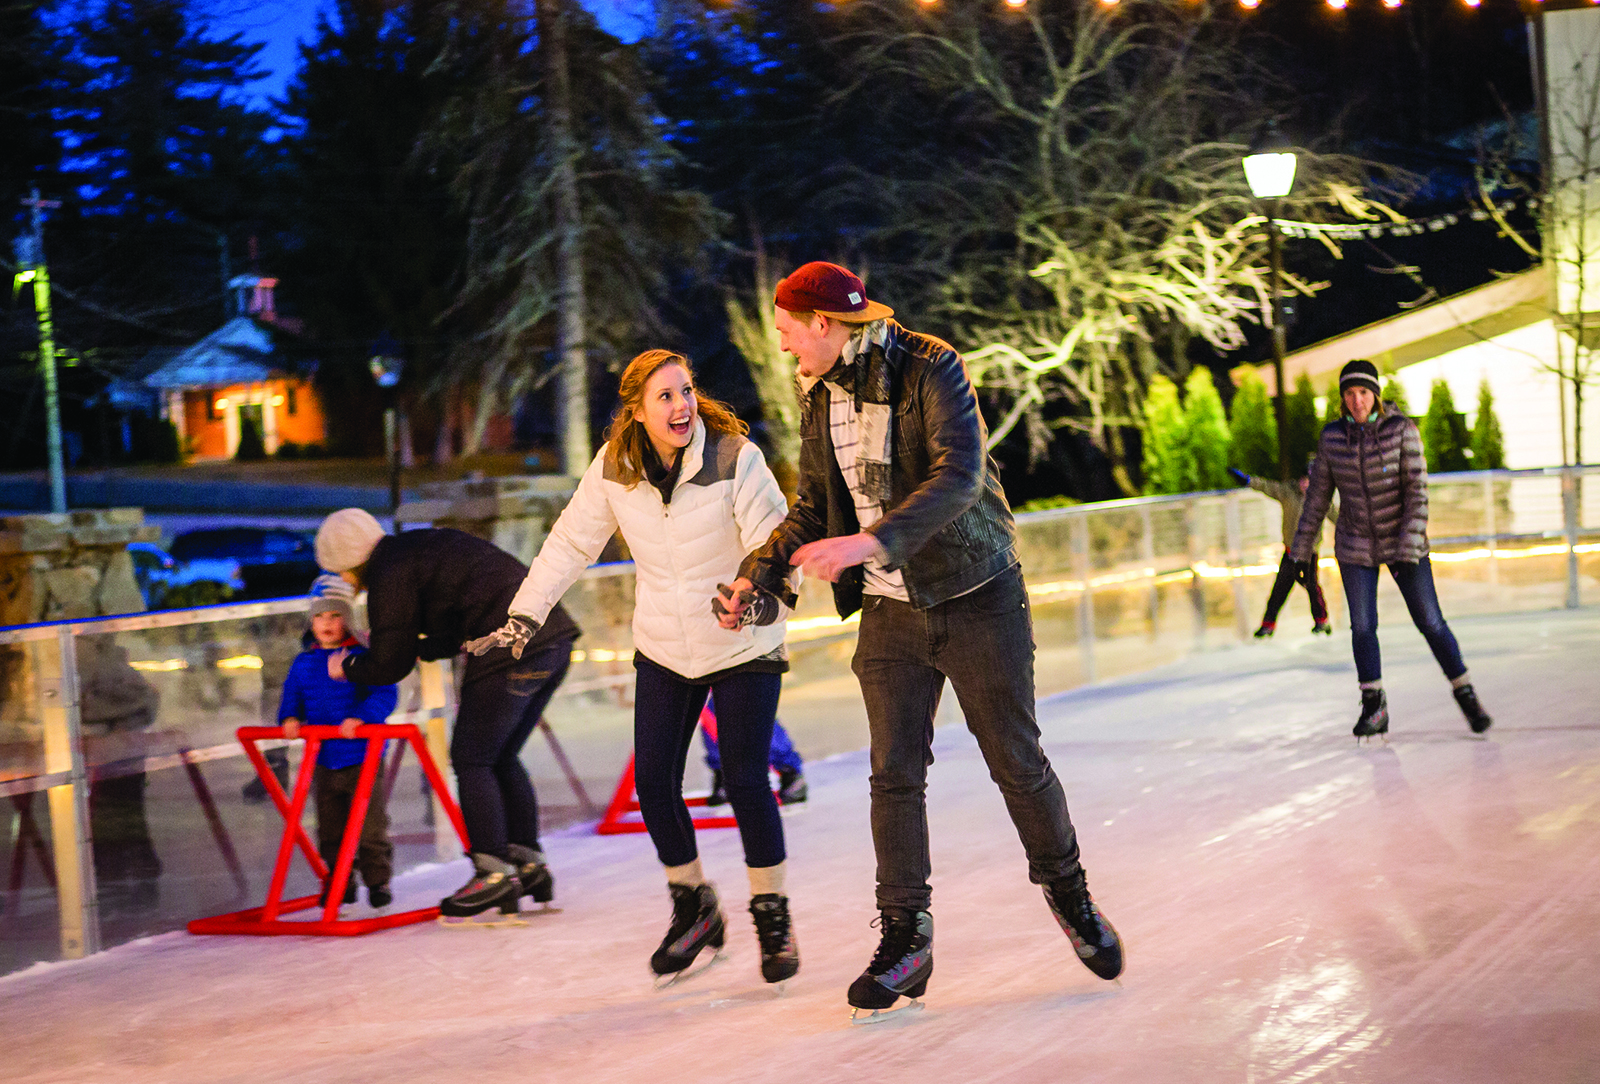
[791,532,883,583]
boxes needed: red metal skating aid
[597,702,742,835]
[188,724,470,937]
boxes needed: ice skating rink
[5,607,1598,1084]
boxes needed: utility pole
[538,0,591,476]
[15,188,66,513]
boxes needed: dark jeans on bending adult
[450,639,573,859]
[1263,550,1328,625]
[632,656,785,871]
[852,564,1082,913]
[1339,557,1466,685]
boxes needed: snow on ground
[5,608,1598,1084]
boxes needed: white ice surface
[5,608,1599,1084]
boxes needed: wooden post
[36,627,99,959]
[418,659,461,860]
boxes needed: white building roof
[144,317,283,390]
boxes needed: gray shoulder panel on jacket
[683,430,748,488]
[601,444,624,483]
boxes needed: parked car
[167,527,321,602]
[127,541,245,609]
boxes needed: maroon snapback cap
[774,261,893,323]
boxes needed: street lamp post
[1243,133,1298,482]
[368,345,405,519]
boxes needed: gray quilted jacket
[1290,401,1429,567]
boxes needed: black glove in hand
[463,615,539,659]
[711,583,781,629]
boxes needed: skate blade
[849,997,925,1025]
[653,950,728,990]
[436,911,529,929]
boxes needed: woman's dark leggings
[450,640,573,859]
[1339,558,1466,685]
[632,656,785,870]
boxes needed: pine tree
[1141,374,1190,495]
[54,0,272,352]
[1471,378,1506,470]
[1382,377,1412,416]
[1422,379,1471,472]
[1227,371,1278,478]
[1185,369,1231,490]
[1323,378,1346,427]
[1285,373,1321,477]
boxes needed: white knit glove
[464,616,540,659]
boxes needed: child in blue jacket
[278,576,400,907]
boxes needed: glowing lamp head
[1243,152,1297,200]
[1240,0,1261,7]
[1327,0,1347,8]
[1003,0,1027,8]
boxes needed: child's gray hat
[308,573,355,625]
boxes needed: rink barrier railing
[1,464,1597,966]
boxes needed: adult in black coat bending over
[314,509,580,920]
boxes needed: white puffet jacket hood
[508,418,793,680]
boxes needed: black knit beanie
[1339,359,1381,396]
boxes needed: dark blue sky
[214,0,653,109]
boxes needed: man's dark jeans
[1339,557,1466,685]
[851,564,1082,912]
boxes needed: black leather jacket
[740,320,1019,615]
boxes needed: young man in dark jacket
[314,509,580,920]
[719,262,1123,1017]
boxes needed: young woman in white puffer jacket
[468,349,801,987]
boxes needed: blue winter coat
[276,645,399,770]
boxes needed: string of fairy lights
[1275,196,1536,240]
[881,0,1539,10]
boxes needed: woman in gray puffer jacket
[1290,359,1492,740]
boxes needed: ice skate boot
[749,893,800,985]
[848,909,933,1022]
[1353,689,1389,743]
[652,883,727,986]
[506,843,556,908]
[1044,873,1124,981]
[437,853,525,927]
[1453,684,1492,735]
[777,768,808,805]
[1312,620,1333,635]
[1253,622,1276,639]
[367,883,392,909]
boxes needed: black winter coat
[1290,402,1429,567]
[342,528,579,687]
[740,320,1019,615]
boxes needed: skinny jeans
[852,564,1081,912]
[632,655,785,870]
[1339,557,1466,685]
[450,639,573,859]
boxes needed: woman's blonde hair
[605,349,747,488]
